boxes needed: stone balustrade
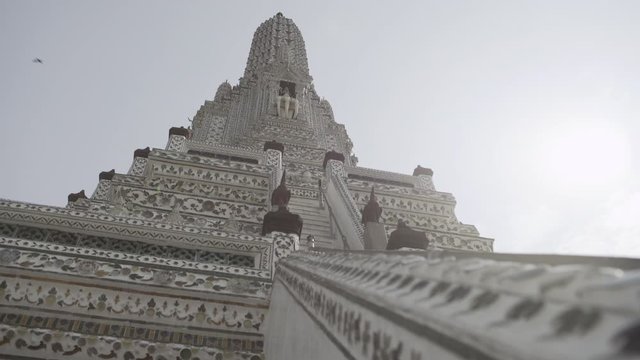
[265,248,640,360]
[323,159,364,249]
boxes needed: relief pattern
[112,185,267,223]
[0,244,272,298]
[152,150,268,174]
[0,323,263,360]
[0,224,258,269]
[347,178,455,202]
[274,250,639,360]
[0,201,277,270]
[151,163,269,190]
[351,190,454,217]
[0,277,267,332]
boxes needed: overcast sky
[1,1,639,257]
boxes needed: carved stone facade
[13,13,619,360]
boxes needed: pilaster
[127,147,150,176]
[165,127,190,152]
[91,171,113,201]
[264,141,284,210]
[413,165,435,191]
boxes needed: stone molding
[271,249,640,360]
[0,276,268,333]
[166,134,187,152]
[181,143,266,167]
[0,199,274,269]
[325,160,364,246]
[347,177,456,202]
[346,165,419,187]
[0,323,262,360]
[0,239,271,298]
[127,157,148,176]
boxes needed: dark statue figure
[270,171,291,208]
[361,187,382,224]
[169,126,191,138]
[386,220,429,250]
[262,170,303,236]
[99,169,116,181]
[134,147,151,158]
[68,190,87,203]
[413,165,434,177]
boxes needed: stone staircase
[288,196,336,248]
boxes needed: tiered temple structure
[0,13,638,360]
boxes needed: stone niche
[275,80,300,119]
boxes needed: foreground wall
[266,249,640,360]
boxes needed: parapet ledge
[271,248,640,360]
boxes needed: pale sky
[1,1,639,257]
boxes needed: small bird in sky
[32,58,43,64]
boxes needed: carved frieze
[152,149,268,174]
[110,185,267,223]
[0,200,275,269]
[347,177,456,202]
[0,277,267,332]
[0,323,263,360]
[151,163,269,190]
[272,250,640,360]
[351,190,454,217]
[0,242,271,297]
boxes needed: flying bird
[32,58,43,64]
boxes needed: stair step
[291,209,327,216]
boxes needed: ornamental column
[128,147,150,176]
[165,127,190,152]
[91,169,115,201]
[263,140,284,210]
[413,165,435,190]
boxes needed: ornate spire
[214,81,232,102]
[244,13,310,78]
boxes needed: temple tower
[0,13,538,360]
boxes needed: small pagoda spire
[271,170,291,209]
[361,186,382,224]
